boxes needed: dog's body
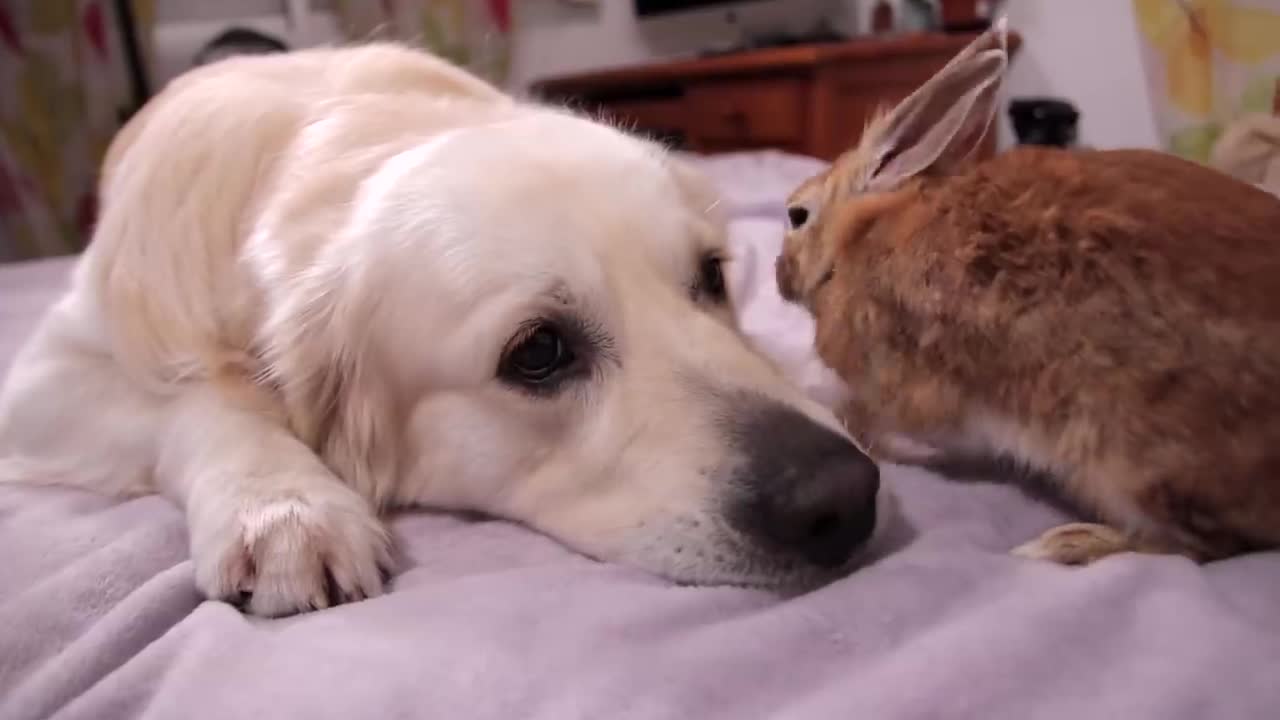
[0,45,884,615]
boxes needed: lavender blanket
[3,153,1279,720]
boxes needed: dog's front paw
[191,484,394,617]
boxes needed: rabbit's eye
[787,206,810,229]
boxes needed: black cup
[1008,98,1080,148]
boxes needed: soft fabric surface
[2,152,1279,720]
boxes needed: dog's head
[266,108,889,588]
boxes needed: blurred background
[1,0,1278,262]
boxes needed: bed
[2,151,1278,720]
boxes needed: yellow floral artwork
[1134,0,1280,162]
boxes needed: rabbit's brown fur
[795,146,1280,560]
[777,23,1280,563]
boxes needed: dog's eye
[501,324,575,388]
[787,206,810,229]
[697,254,727,303]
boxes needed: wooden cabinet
[685,77,807,149]
[532,31,1021,161]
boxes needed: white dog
[0,44,883,616]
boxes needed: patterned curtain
[1133,0,1280,163]
[332,0,512,85]
[0,0,155,262]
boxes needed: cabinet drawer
[590,97,689,145]
[596,98,686,132]
[686,78,806,144]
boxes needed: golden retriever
[0,44,885,616]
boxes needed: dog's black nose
[724,403,880,568]
[754,451,879,567]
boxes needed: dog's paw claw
[193,489,392,617]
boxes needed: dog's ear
[858,18,1009,192]
[265,264,398,509]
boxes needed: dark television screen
[635,0,761,16]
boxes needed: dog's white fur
[0,44,872,616]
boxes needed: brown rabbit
[776,20,1280,565]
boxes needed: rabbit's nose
[775,253,800,302]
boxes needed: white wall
[152,0,342,87]
[999,0,1159,149]
[512,0,1162,151]
[151,0,1162,151]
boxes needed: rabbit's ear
[862,19,1010,192]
